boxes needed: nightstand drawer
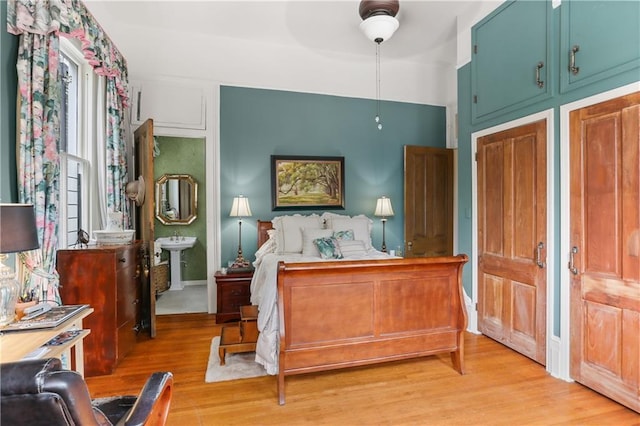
[215,270,254,323]
[220,283,250,299]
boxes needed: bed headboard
[257,220,274,248]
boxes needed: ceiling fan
[358,0,400,44]
[358,1,400,130]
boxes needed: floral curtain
[7,0,129,303]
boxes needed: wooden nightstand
[214,270,254,323]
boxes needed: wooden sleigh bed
[256,221,469,405]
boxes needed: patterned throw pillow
[313,237,343,259]
[333,229,354,241]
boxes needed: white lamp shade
[374,196,394,217]
[229,196,252,218]
[359,15,399,43]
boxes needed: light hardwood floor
[85,314,639,425]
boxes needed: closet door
[569,92,639,413]
[477,120,547,364]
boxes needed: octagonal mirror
[155,174,198,225]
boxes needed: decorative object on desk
[205,336,267,383]
[358,0,400,130]
[14,300,37,320]
[374,196,394,252]
[271,155,345,210]
[229,195,252,268]
[0,204,40,326]
[126,175,146,206]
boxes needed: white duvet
[250,249,393,375]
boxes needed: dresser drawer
[114,246,138,270]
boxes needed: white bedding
[250,249,393,374]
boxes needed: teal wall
[219,86,447,265]
[457,2,640,337]
[154,136,207,281]
[1,0,18,203]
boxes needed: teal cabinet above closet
[560,1,640,93]
[471,0,553,124]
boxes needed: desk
[0,307,93,376]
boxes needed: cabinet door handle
[568,246,579,275]
[535,62,545,88]
[119,257,126,263]
[136,91,142,121]
[569,45,580,75]
[535,242,546,268]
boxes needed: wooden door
[403,146,453,258]
[133,119,157,337]
[477,120,547,364]
[569,92,639,413]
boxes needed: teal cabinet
[471,0,553,123]
[560,1,640,93]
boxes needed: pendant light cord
[375,41,382,130]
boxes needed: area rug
[205,336,268,383]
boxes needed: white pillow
[255,237,276,260]
[337,240,368,257]
[326,214,373,250]
[321,212,351,225]
[302,228,333,257]
[272,214,323,254]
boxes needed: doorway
[151,135,208,315]
[403,146,454,258]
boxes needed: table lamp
[374,196,394,252]
[0,204,40,325]
[229,195,252,268]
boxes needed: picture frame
[271,155,345,210]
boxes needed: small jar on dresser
[57,242,142,377]
[214,270,253,323]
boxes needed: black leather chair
[0,358,173,426]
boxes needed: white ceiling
[85,0,490,67]
[83,1,501,106]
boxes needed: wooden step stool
[218,305,259,365]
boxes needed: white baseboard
[464,290,480,334]
[181,280,207,287]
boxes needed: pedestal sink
[156,236,197,291]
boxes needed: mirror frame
[155,174,198,225]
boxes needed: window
[58,39,93,248]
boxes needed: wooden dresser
[215,270,253,323]
[57,242,142,376]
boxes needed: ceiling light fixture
[359,0,400,131]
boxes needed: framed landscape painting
[271,155,345,210]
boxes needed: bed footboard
[276,255,469,405]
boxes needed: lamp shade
[374,196,394,217]
[359,15,399,43]
[0,204,39,254]
[229,196,252,218]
